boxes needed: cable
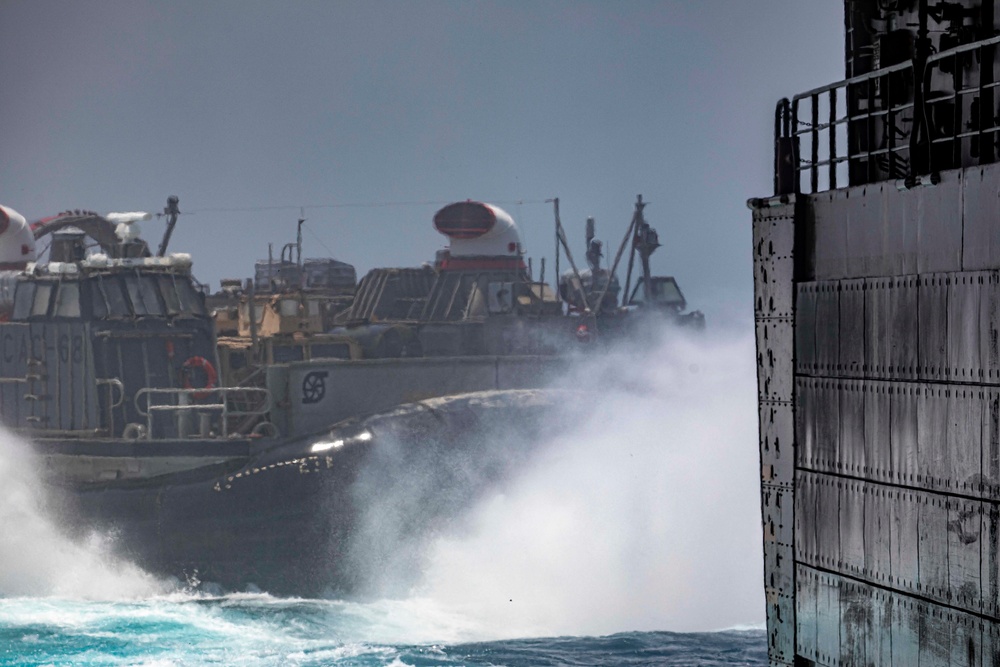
[182,198,552,216]
[302,222,337,258]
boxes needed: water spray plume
[0,429,164,599]
[411,326,763,637]
[0,323,762,642]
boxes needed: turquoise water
[0,594,766,666]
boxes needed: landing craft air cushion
[0,195,701,594]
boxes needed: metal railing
[97,378,125,408]
[777,35,1000,195]
[134,386,270,440]
[924,36,1000,171]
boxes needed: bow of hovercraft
[103,388,567,595]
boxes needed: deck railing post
[791,98,802,193]
[811,94,820,192]
[829,88,838,190]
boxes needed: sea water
[0,328,766,666]
[0,594,766,666]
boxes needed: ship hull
[44,389,563,595]
[753,168,1000,665]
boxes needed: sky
[0,1,844,326]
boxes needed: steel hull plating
[753,165,1000,665]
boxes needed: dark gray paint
[754,157,1000,665]
[275,355,571,436]
[753,201,797,664]
[0,321,98,433]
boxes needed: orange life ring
[182,356,217,400]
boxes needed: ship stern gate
[754,9,1000,665]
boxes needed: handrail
[96,378,125,409]
[780,35,1000,195]
[134,386,271,440]
[791,59,914,105]
[925,33,1000,65]
[922,35,1000,171]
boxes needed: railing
[134,386,271,440]
[777,35,1000,195]
[96,378,125,408]
[924,36,1000,171]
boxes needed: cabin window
[272,345,304,363]
[306,300,321,317]
[629,278,684,308]
[158,275,182,315]
[123,274,164,316]
[311,342,351,360]
[0,274,17,313]
[124,275,146,315]
[175,279,206,316]
[54,282,81,318]
[92,280,108,318]
[139,277,164,315]
[93,276,131,318]
[279,299,300,317]
[12,283,36,320]
[487,282,514,314]
[31,283,54,318]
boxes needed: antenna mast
[156,196,180,257]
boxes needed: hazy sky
[1,1,843,324]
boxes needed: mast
[631,195,659,305]
[297,207,305,270]
[552,198,560,292]
[552,199,590,311]
[156,196,180,257]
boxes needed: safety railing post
[952,53,962,169]
[887,73,897,180]
[829,87,838,190]
[791,98,801,193]
[866,78,876,183]
[811,93,820,192]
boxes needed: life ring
[182,356,217,399]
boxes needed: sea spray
[0,327,770,662]
[0,325,762,645]
[0,594,766,665]
[341,390,563,599]
[410,326,764,637]
[0,428,163,599]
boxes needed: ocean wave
[0,594,767,667]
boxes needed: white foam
[409,326,765,638]
[0,322,764,643]
[0,428,165,600]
